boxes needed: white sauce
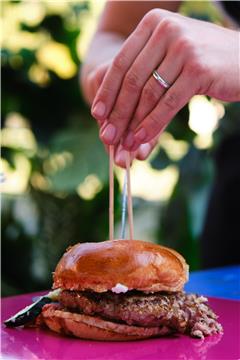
[111,283,128,294]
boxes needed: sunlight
[189,95,220,135]
[159,132,189,161]
[194,134,213,149]
[29,64,50,86]
[77,0,106,60]
[43,152,73,175]
[189,95,225,149]
[116,161,179,202]
[19,2,45,26]
[77,174,103,200]
[37,41,77,79]
[2,113,37,152]
[0,155,31,194]
[30,172,51,191]
[45,1,69,14]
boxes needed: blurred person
[81,1,240,268]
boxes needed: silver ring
[152,70,170,89]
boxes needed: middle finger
[122,44,184,150]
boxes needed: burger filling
[58,290,222,338]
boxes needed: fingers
[92,62,110,95]
[128,69,197,148]
[122,43,184,149]
[92,9,211,154]
[95,12,188,148]
[114,135,159,168]
[114,144,137,168]
[99,18,180,146]
[91,12,158,124]
[136,136,159,160]
[87,62,110,111]
[104,143,136,168]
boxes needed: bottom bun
[41,304,171,341]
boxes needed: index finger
[91,11,159,122]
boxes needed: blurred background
[1,1,239,296]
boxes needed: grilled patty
[59,290,222,338]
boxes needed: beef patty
[59,290,222,338]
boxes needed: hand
[83,61,158,167]
[82,62,109,109]
[114,135,159,168]
[91,9,240,152]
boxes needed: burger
[38,239,222,340]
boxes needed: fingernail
[100,123,117,144]
[122,132,134,149]
[100,120,108,132]
[92,101,106,119]
[138,143,152,159]
[115,150,126,168]
[134,128,147,142]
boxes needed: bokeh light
[189,95,225,149]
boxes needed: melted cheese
[111,283,128,294]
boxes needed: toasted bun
[53,240,188,293]
[41,304,171,341]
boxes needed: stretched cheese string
[109,145,114,241]
[126,152,134,240]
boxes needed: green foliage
[151,148,171,171]
[1,1,240,296]
[167,106,195,142]
[49,127,108,192]
[1,183,114,295]
[1,1,119,296]
[154,147,213,270]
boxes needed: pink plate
[1,292,240,360]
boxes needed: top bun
[53,240,189,293]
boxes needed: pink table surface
[1,292,240,360]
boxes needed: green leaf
[157,146,214,270]
[166,105,195,142]
[150,147,172,170]
[48,126,108,192]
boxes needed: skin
[81,1,240,168]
